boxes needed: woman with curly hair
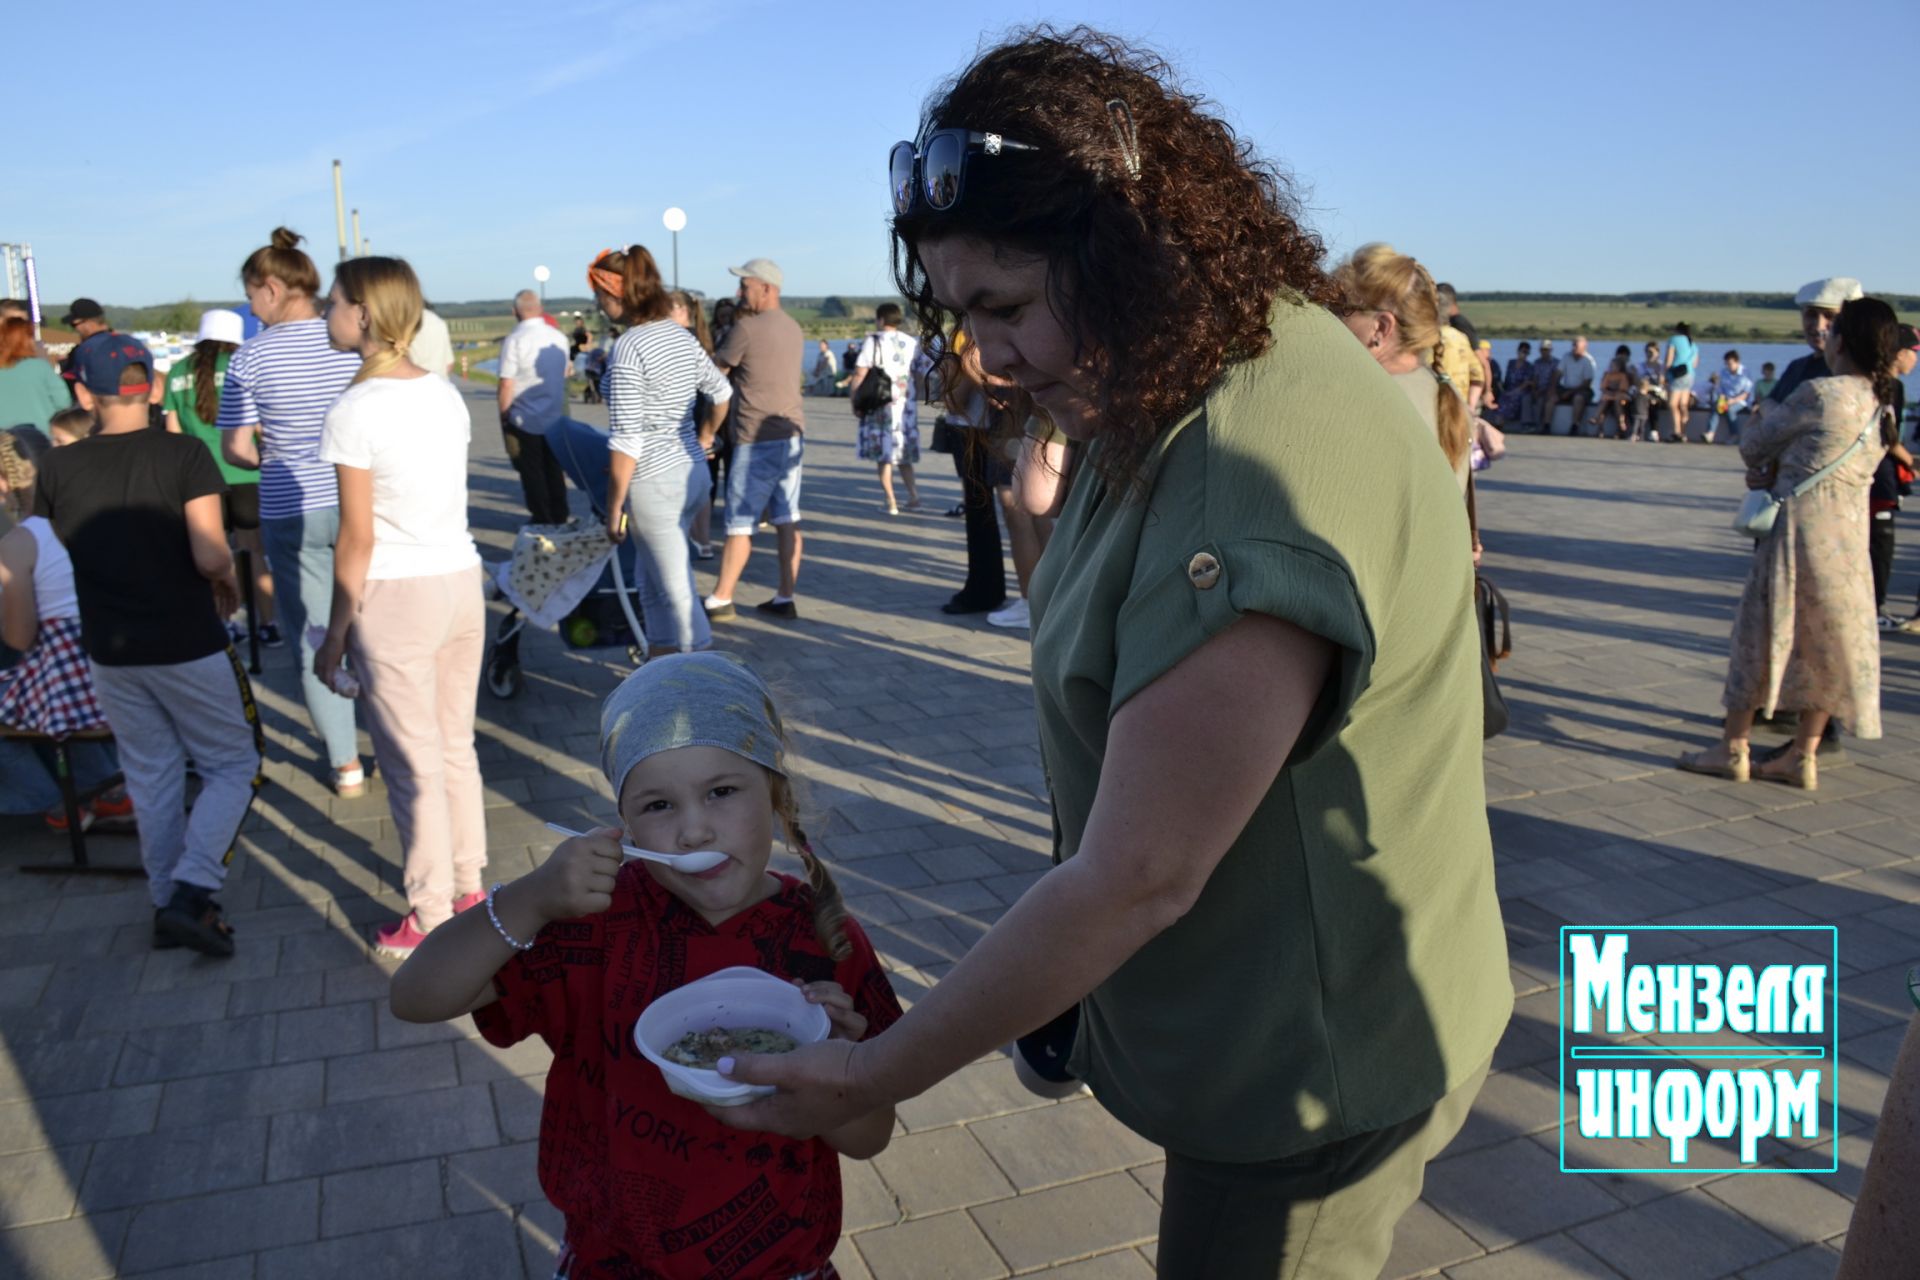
[714,27,1509,1275]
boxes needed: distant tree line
[1460,290,1920,311]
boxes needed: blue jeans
[0,739,119,815]
[260,508,360,768]
[724,438,804,537]
[625,460,713,652]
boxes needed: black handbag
[851,333,894,416]
[1475,574,1511,739]
[930,417,966,454]
[1465,477,1511,739]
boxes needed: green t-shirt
[163,351,257,487]
[1028,300,1511,1162]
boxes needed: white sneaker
[987,598,1030,629]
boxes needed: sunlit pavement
[0,395,1910,1278]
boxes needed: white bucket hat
[195,308,246,345]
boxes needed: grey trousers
[90,648,261,908]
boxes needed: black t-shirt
[33,428,228,666]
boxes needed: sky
[6,0,1913,308]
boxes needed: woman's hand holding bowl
[703,1036,883,1138]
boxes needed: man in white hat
[1767,276,1864,406]
[707,258,807,621]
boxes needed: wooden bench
[0,726,142,876]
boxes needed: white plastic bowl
[633,966,831,1107]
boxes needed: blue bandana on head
[599,652,787,797]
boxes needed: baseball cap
[1793,277,1864,311]
[71,334,155,397]
[60,298,104,327]
[727,258,783,288]
[195,309,245,346]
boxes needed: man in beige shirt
[705,258,807,621]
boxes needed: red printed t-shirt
[474,867,902,1279]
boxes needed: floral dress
[1723,376,1887,736]
[856,329,920,465]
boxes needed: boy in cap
[34,335,260,955]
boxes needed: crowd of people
[1500,332,1773,444]
[2,22,1917,1280]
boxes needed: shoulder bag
[1733,406,1879,539]
[851,333,894,417]
[1466,477,1510,739]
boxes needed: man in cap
[1767,277,1864,406]
[706,258,807,621]
[1529,339,1560,431]
[33,334,259,956]
[56,298,114,394]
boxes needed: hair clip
[1106,99,1142,180]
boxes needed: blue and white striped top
[602,320,732,480]
[217,318,362,519]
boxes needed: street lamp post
[662,207,687,291]
[533,264,551,308]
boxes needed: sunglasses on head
[888,129,1041,215]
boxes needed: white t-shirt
[318,375,480,581]
[498,317,572,435]
[412,309,455,377]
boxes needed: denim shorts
[725,437,804,537]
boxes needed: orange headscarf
[586,248,623,301]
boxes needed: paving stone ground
[1,386,1912,1279]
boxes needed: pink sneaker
[373,912,430,958]
[452,890,487,915]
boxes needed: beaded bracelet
[486,883,536,952]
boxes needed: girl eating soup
[391,652,900,1278]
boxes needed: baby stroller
[484,417,648,699]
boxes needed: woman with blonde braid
[1331,243,1474,496]
[313,257,486,957]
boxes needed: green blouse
[1028,300,1511,1162]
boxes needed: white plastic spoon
[543,823,730,874]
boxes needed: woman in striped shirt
[219,228,366,795]
[588,246,732,654]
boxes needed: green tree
[818,296,850,318]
